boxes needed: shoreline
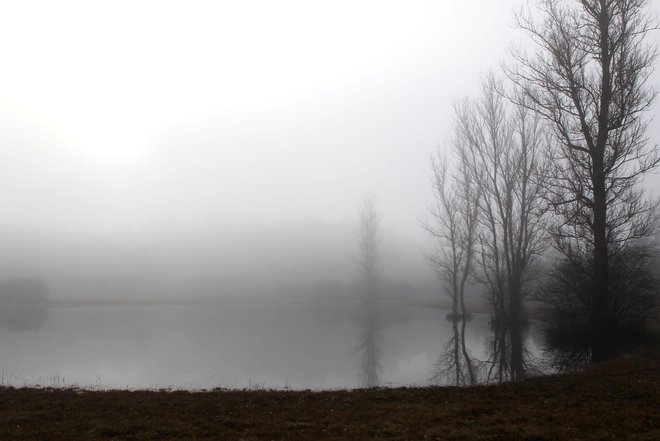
[1,354,658,440]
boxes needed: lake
[0,301,542,390]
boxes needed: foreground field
[1,356,658,440]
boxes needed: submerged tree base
[445,311,472,322]
[542,325,659,372]
[1,354,659,440]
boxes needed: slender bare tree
[425,152,480,385]
[358,195,380,296]
[356,194,382,388]
[508,0,659,361]
[426,154,480,322]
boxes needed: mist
[0,0,659,393]
[0,219,435,302]
[0,1,539,305]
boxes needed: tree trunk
[591,157,610,361]
[509,276,525,379]
[591,1,612,362]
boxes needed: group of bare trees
[352,0,658,388]
[427,75,551,382]
[428,0,659,375]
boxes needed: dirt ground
[0,355,658,440]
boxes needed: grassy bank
[1,356,658,440]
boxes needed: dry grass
[0,355,658,440]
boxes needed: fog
[0,0,539,302]
[0,220,435,301]
[1,1,658,291]
[0,1,659,389]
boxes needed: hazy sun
[0,0,446,167]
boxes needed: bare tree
[509,0,659,361]
[454,74,551,380]
[424,126,481,386]
[356,195,382,388]
[425,154,480,322]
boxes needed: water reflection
[484,315,529,382]
[0,298,537,390]
[539,322,655,373]
[356,297,381,388]
[0,278,49,332]
[432,316,478,386]
[433,308,542,385]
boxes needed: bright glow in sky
[2,0,448,161]
[0,0,658,234]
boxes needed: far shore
[44,295,491,312]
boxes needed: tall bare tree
[509,0,659,361]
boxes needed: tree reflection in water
[356,296,381,388]
[432,315,478,386]
[484,314,532,383]
[434,311,540,386]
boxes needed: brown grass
[0,355,658,440]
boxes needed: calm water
[0,301,540,390]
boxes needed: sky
[0,0,546,235]
[0,0,659,295]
